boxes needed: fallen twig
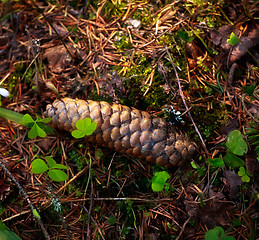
[165,46,209,157]
[0,159,50,240]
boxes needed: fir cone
[44,98,196,167]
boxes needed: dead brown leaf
[223,170,242,199]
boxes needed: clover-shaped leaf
[72,118,97,138]
[238,166,250,182]
[28,123,47,139]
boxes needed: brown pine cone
[44,98,196,167]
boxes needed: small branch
[0,159,50,240]
[80,204,105,240]
[175,217,191,240]
[164,46,209,156]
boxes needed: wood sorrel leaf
[151,171,170,192]
[48,169,68,182]
[31,159,49,174]
[226,130,248,156]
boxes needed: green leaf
[28,123,46,139]
[151,171,170,192]
[32,209,41,220]
[28,123,38,139]
[51,164,68,170]
[224,151,245,169]
[208,157,224,167]
[71,129,85,138]
[31,159,49,174]
[205,226,225,240]
[243,83,256,96]
[238,167,250,182]
[85,121,97,135]
[238,166,246,176]
[177,30,194,43]
[241,175,250,182]
[48,169,68,182]
[226,130,248,156]
[37,122,55,135]
[72,118,97,138]
[35,124,47,138]
[76,118,91,130]
[227,32,240,45]
[191,161,198,169]
[224,237,236,240]
[35,117,52,123]
[20,114,34,124]
[0,107,24,124]
[0,222,22,240]
[45,156,56,168]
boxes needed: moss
[6,63,26,97]
[189,105,229,142]
[114,32,132,51]
[114,55,170,110]
[89,88,114,103]
[102,1,127,19]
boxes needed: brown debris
[0,1,258,239]
[210,23,259,67]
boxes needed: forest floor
[0,0,258,239]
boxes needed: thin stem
[165,46,209,156]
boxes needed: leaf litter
[0,1,258,239]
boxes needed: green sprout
[208,157,224,168]
[243,83,256,96]
[20,114,53,139]
[227,32,240,46]
[227,32,259,65]
[151,171,170,192]
[31,156,68,182]
[223,130,251,182]
[32,209,41,220]
[0,108,54,139]
[205,226,235,240]
[71,118,97,139]
[177,30,194,43]
[238,166,251,183]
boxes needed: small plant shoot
[238,166,251,182]
[208,157,224,167]
[31,156,68,182]
[72,118,97,138]
[205,226,235,240]
[177,30,194,43]
[227,32,240,46]
[243,83,256,96]
[151,171,170,192]
[20,114,54,139]
[32,209,41,220]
